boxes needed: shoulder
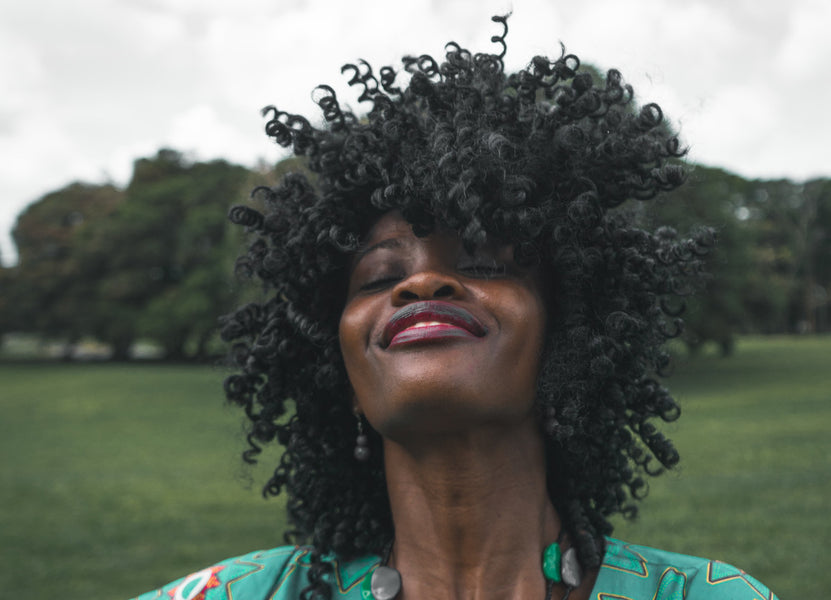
[129,546,381,600]
[595,537,779,600]
[129,546,302,600]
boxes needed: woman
[135,16,778,600]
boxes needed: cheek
[338,310,359,378]
[505,288,547,384]
[338,301,374,396]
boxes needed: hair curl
[221,15,712,599]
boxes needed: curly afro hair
[221,15,712,599]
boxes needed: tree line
[648,167,831,353]
[1,149,258,359]
[0,148,829,360]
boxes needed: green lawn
[1,336,828,599]
[0,363,286,599]
[611,336,831,597]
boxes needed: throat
[380,422,562,598]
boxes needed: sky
[2,0,830,265]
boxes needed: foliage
[744,177,831,334]
[119,151,250,358]
[2,148,829,358]
[646,166,831,353]
[644,166,763,353]
[0,265,18,334]
[5,182,123,352]
[808,179,831,331]
[4,150,253,359]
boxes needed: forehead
[352,211,460,271]
[356,211,465,261]
[359,211,506,253]
[363,211,414,244]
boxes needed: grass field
[1,336,828,599]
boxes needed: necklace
[361,537,582,600]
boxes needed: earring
[354,413,370,462]
[543,406,559,437]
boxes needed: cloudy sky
[2,0,830,265]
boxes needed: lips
[382,301,487,348]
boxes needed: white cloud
[685,84,776,169]
[1,0,830,264]
[164,103,274,167]
[0,32,46,123]
[775,0,831,78]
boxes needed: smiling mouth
[382,301,487,348]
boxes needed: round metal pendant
[560,547,583,589]
[370,565,402,600]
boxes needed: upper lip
[382,301,487,347]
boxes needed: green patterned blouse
[132,537,778,600]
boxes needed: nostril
[393,275,460,304]
[433,285,454,298]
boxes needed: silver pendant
[370,565,402,600]
[560,547,583,589]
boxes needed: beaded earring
[354,413,370,462]
[543,406,559,437]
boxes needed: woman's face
[339,212,547,439]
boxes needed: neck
[382,416,562,600]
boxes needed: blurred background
[1,1,828,598]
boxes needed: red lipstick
[383,301,487,348]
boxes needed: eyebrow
[355,237,406,258]
[350,237,407,270]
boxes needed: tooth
[411,321,443,328]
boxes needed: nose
[391,270,464,305]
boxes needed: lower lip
[388,324,478,348]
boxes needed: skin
[339,212,597,600]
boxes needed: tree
[646,166,772,354]
[0,265,19,336]
[134,155,252,359]
[793,179,831,332]
[647,168,831,344]
[741,178,829,333]
[8,182,123,354]
[77,149,251,359]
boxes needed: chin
[369,381,535,441]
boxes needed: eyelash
[356,260,508,293]
[458,261,507,278]
[358,275,402,292]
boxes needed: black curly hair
[221,15,711,599]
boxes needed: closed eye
[458,261,508,278]
[358,275,402,292]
